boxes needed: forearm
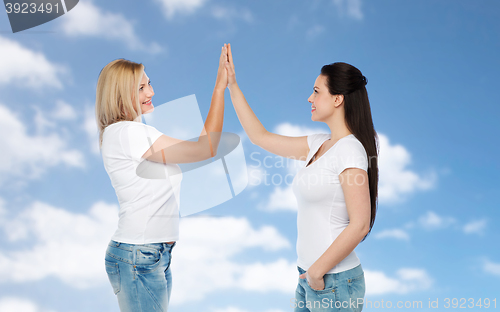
[308,224,368,279]
[200,87,225,157]
[228,83,267,145]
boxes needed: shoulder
[307,133,330,149]
[330,135,368,164]
[107,121,162,137]
[335,135,366,154]
[330,134,368,173]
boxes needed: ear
[333,94,344,108]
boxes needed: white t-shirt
[101,121,183,244]
[292,133,368,274]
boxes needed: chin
[142,105,154,114]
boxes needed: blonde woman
[96,45,229,312]
[225,44,378,312]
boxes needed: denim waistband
[108,240,176,252]
[297,264,363,280]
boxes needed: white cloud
[265,185,298,212]
[378,134,436,204]
[0,36,66,89]
[60,1,162,53]
[51,100,77,120]
[0,297,56,312]
[32,101,77,133]
[333,0,364,20]
[155,0,208,19]
[418,211,455,230]
[0,198,6,219]
[84,105,100,155]
[0,201,118,288]
[0,104,85,185]
[33,106,56,133]
[171,216,295,304]
[211,6,253,23]
[0,201,295,304]
[374,228,410,241]
[306,25,325,39]
[483,259,500,276]
[247,166,266,188]
[365,268,433,295]
[274,123,327,138]
[463,219,487,235]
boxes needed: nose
[147,85,154,98]
[308,92,314,103]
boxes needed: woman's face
[139,71,154,114]
[307,74,342,122]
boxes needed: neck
[324,113,352,141]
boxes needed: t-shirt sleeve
[121,123,164,160]
[307,134,319,149]
[332,139,368,175]
[307,133,329,149]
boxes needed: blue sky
[0,0,499,311]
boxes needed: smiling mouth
[143,99,152,105]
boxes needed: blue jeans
[104,240,176,312]
[294,264,365,312]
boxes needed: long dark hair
[321,62,378,241]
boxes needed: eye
[314,89,318,93]
[139,86,144,91]
[148,80,152,85]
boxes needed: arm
[225,43,309,161]
[301,168,371,290]
[142,44,228,164]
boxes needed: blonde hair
[95,59,144,147]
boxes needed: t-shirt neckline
[305,133,354,168]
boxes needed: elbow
[249,137,259,146]
[248,130,267,147]
[361,224,370,237]
[210,146,219,158]
[351,221,370,239]
[360,222,370,238]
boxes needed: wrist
[228,82,239,92]
[214,85,226,93]
[307,265,324,280]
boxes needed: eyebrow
[314,86,319,90]
[140,79,150,86]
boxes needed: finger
[219,47,224,65]
[220,46,227,61]
[224,61,232,72]
[299,273,306,279]
[225,62,234,75]
[228,43,234,66]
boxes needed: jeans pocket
[347,273,365,312]
[105,260,120,295]
[135,246,161,273]
[305,274,337,295]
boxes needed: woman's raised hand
[215,44,229,91]
[225,43,237,88]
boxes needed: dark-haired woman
[224,43,378,312]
